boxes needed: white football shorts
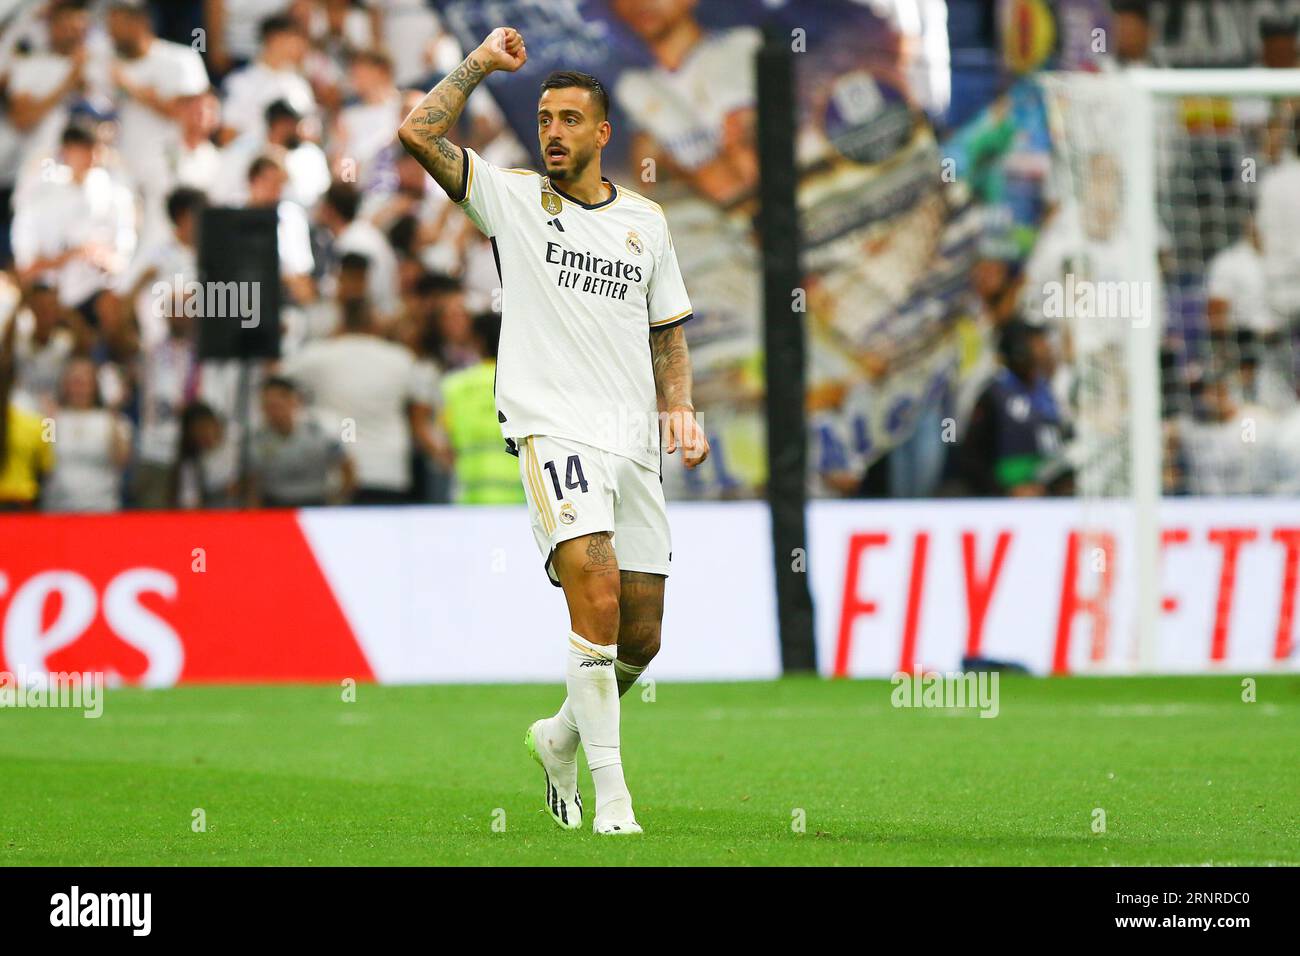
[516,434,671,586]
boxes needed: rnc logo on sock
[579,659,613,668]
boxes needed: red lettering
[1160,528,1191,613]
[1272,528,1300,661]
[834,533,889,678]
[1052,531,1115,674]
[899,533,930,674]
[1206,528,1258,661]
[961,530,1012,657]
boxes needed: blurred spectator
[205,0,294,79]
[105,0,210,217]
[173,399,233,508]
[247,374,355,507]
[1256,116,1300,321]
[1259,14,1298,69]
[114,185,205,353]
[1176,371,1262,495]
[214,97,329,207]
[3,280,86,414]
[219,13,315,143]
[1102,1,1163,71]
[418,272,477,371]
[280,294,432,504]
[959,320,1068,497]
[6,0,108,185]
[130,268,196,509]
[0,298,54,510]
[330,48,400,187]
[11,124,136,326]
[319,180,399,324]
[246,153,316,305]
[440,312,523,505]
[43,356,131,512]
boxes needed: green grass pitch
[1,675,1297,866]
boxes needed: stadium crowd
[0,0,1297,512]
[0,0,528,511]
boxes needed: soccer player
[398,27,708,835]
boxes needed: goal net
[1035,68,1300,669]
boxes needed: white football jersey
[456,147,693,471]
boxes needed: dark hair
[1111,0,1150,21]
[262,375,297,395]
[339,251,370,273]
[247,154,282,183]
[60,124,95,149]
[350,48,393,73]
[50,0,89,17]
[415,271,462,296]
[260,14,301,42]
[472,312,502,361]
[540,70,610,120]
[166,186,207,226]
[264,98,301,126]
[998,319,1045,371]
[323,181,361,222]
[179,401,220,457]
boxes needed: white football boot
[525,719,582,830]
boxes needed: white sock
[565,631,631,818]
[547,658,644,762]
[546,698,580,763]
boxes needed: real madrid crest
[625,230,643,255]
[559,502,577,525]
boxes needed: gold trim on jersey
[651,308,692,328]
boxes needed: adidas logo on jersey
[546,218,565,232]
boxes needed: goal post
[1036,67,1300,672]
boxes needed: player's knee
[619,623,660,667]
[576,590,621,643]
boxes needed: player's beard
[547,144,594,182]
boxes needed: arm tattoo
[649,325,693,410]
[397,52,489,198]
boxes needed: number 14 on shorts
[543,455,589,498]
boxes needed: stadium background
[0,0,1297,685]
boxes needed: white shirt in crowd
[1206,238,1276,333]
[212,132,330,208]
[277,199,315,278]
[217,0,293,65]
[281,333,430,491]
[43,407,132,512]
[336,218,400,319]
[11,164,137,307]
[112,37,210,191]
[1256,157,1300,315]
[1178,413,1266,495]
[117,233,197,350]
[6,46,112,181]
[336,92,401,184]
[136,336,195,466]
[0,309,74,414]
[221,60,316,139]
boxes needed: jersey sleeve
[455,146,512,238]
[648,224,693,330]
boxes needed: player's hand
[478,28,527,74]
[665,405,709,469]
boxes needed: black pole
[755,25,816,674]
